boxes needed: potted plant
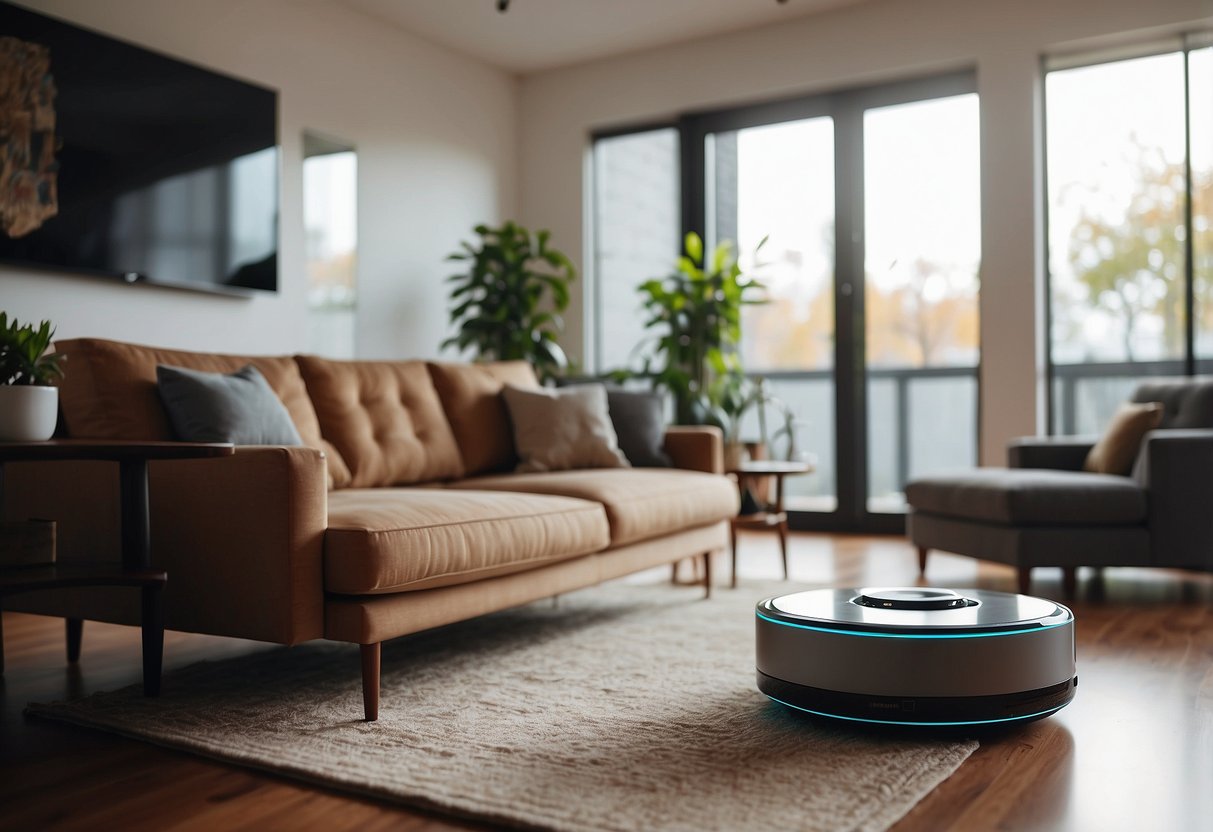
[0,313,64,441]
[632,232,768,430]
[442,221,575,383]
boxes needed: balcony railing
[1050,360,1206,436]
[738,365,979,512]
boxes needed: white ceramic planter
[0,385,58,441]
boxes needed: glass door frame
[678,70,979,533]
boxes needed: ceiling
[335,0,868,74]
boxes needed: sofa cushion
[605,389,673,467]
[502,383,629,473]
[1083,401,1163,475]
[905,469,1146,526]
[324,488,609,594]
[296,356,464,489]
[156,364,304,445]
[427,360,540,475]
[449,468,740,547]
[55,338,349,486]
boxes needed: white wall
[1,0,517,359]
[518,0,1213,463]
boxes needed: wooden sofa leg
[66,618,83,663]
[916,547,928,577]
[361,643,381,722]
[1017,567,1031,595]
[1062,567,1078,600]
[702,551,712,600]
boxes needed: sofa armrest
[1136,429,1213,570]
[1,445,328,644]
[1007,436,1097,470]
[663,425,724,474]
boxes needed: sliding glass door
[862,94,981,513]
[706,117,838,512]
[686,73,981,531]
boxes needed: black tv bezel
[0,0,282,298]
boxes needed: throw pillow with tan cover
[501,383,629,473]
[296,356,464,488]
[427,360,539,475]
[54,338,350,487]
[1084,401,1164,475]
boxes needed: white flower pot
[0,385,58,441]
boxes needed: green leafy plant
[442,221,575,383]
[0,312,64,386]
[631,232,768,426]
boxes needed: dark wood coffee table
[0,440,233,694]
[728,459,814,588]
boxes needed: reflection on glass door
[863,94,981,512]
[708,117,837,511]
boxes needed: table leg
[729,521,738,589]
[778,520,789,581]
[141,583,163,697]
[120,459,150,570]
[66,618,82,663]
[775,475,788,580]
[121,458,162,696]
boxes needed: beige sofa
[2,339,738,719]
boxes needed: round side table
[727,459,814,588]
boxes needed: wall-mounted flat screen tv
[0,1,278,294]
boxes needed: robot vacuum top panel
[760,587,1073,636]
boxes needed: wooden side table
[728,459,814,588]
[0,440,233,695]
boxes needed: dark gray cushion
[605,389,671,468]
[905,468,1146,526]
[156,363,303,446]
[1132,377,1213,429]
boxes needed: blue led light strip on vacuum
[764,694,1065,727]
[755,611,1069,639]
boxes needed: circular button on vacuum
[852,588,974,611]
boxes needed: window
[303,134,358,358]
[590,128,680,373]
[1046,37,1212,434]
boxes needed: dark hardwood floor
[2,533,1211,831]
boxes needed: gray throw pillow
[604,389,672,467]
[501,383,629,473]
[156,363,304,446]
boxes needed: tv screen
[0,1,279,294]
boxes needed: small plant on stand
[0,312,65,441]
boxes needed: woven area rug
[28,580,976,832]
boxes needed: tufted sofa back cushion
[295,356,464,488]
[54,338,348,488]
[1132,377,1213,429]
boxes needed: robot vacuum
[756,587,1076,726]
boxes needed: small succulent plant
[0,312,64,386]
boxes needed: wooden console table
[728,459,814,588]
[0,440,233,695]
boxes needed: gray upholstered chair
[906,378,1213,596]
